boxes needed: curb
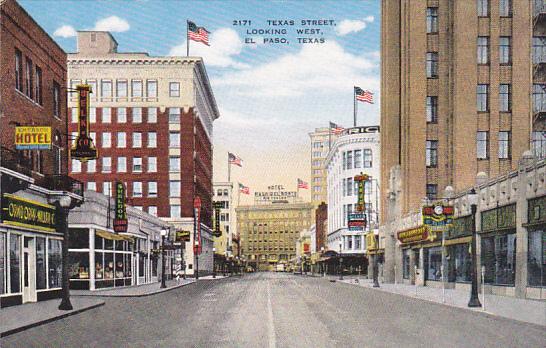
[0,301,105,338]
[73,280,196,298]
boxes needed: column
[515,162,530,298]
[89,228,95,290]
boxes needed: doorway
[22,236,37,303]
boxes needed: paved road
[2,273,544,348]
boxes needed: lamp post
[160,228,168,289]
[468,188,482,307]
[321,247,325,277]
[372,231,380,288]
[212,247,216,278]
[57,195,73,311]
[339,240,343,280]
[223,251,228,276]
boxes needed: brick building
[67,31,220,276]
[0,0,82,307]
[315,202,327,252]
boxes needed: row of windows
[70,107,184,124]
[342,149,373,170]
[342,178,372,197]
[215,189,230,197]
[72,156,157,174]
[70,79,181,99]
[427,84,513,115]
[73,131,183,149]
[312,141,324,149]
[246,247,295,251]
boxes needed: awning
[96,230,134,242]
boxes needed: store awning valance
[96,230,134,242]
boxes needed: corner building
[67,31,220,277]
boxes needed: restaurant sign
[397,226,433,244]
[1,193,56,232]
[113,182,128,233]
[481,204,516,233]
[15,126,51,150]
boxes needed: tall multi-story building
[381,0,545,225]
[0,0,83,307]
[213,182,235,257]
[237,202,313,271]
[309,127,339,206]
[67,31,220,277]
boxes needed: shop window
[68,252,89,279]
[402,249,410,279]
[0,233,5,294]
[95,252,104,280]
[481,233,516,286]
[104,253,114,279]
[10,234,21,293]
[48,239,62,288]
[425,246,442,281]
[447,244,471,283]
[528,230,545,287]
[36,237,46,290]
[105,238,114,251]
[68,229,89,249]
[95,234,104,250]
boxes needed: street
[1,273,544,348]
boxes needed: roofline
[76,30,119,46]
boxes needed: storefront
[526,196,545,289]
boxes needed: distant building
[67,31,220,277]
[237,202,313,271]
[213,182,235,258]
[309,128,339,207]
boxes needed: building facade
[237,202,313,271]
[67,31,220,276]
[213,182,235,257]
[309,127,339,207]
[0,0,83,307]
[381,0,546,226]
[326,126,381,261]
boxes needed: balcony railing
[0,146,33,177]
[37,175,84,197]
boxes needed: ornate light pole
[212,247,216,278]
[160,228,168,289]
[339,240,343,280]
[57,195,73,311]
[468,188,482,307]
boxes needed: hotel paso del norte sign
[254,185,297,204]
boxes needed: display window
[447,244,471,283]
[481,232,516,286]
[528,229,545,287]
[425,246,442,281]
[36,237,47,289]
[48,239,62,288]
[402,249,410,279]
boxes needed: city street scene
[0,0,545,347]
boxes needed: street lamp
[468,188,482,307]
[58,195,73,311]
[339,240,343,280]
[372,230,380,288]
[160,228,168,289]
[321,247,325,277]
[212,247,216,278]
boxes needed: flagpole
[186,20,190,57]
[328,122,332,152]
[227,152,231,183]
[297,181,300,201]
[237,184,241,206]
[353,87,357,127]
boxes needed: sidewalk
[198,275,229,280]
[0,297,104,337]
[339,276,546,327]
[72,278,195,297]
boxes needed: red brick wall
[0,0,68,177]
[315,203,327,251]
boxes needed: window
[499,0,511,17]
[101,80,112,97]
[115,132,125,148]
[402,249,410,279]
[89,107,96,123]
[133,157,143,172]
[170,181,181,197]
[148,132,157,148]
[425,246,443,281]
[102,132,111,148]
[133,182,143,197]
[148,182,158,197]
[53,82,60,118]
[87,182,96,191]
[103,181,112,196]
[71,108,78,123]
[477,131,489,159]
[147,80,157,97]
[87,159,96,173]
[347,177,353,196]
[102,157,112,173]
[102,107,111,123]
[533,84,546,113]
[533,37,546,64]
[35,66,42,105]
[169,132,180,147]
[117,108,127,123]
[25,58,33,99]
[477,0,489,17]
[363,149,372,168]
[528,230,546,287]
[117,157,127,172]
[132,132,142,148]
[132,80,142,97]
[354,150,362,168]
[169,156,180,172]
[342,152,347,170]
[132,108,142,123]
[426,7,438,33]
[496,86,510,116]
[148,107,157,123]
[531,131,546,158]
[426,52,438,78]
[499,37,511,64]
[426,140,438,167]
[170,205,181,218]
[312,151,321,158]
[498,131,510,159]
[148,206,158,217]
[477,37,489,64]
[169,107,181,123]
[148,157,157,172]
[15,48,23,91]
[426,96,438,123]
[48,239,62,288]
[346,151,353,170]
[477,84,489,112]
[87,80,97,96]
[482,233,516,285]
[116,80,127,97]
[72,159,81,173]
[426,184,437,200]
[169,82,180,97]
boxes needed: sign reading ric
[1,194,56,232]
[15,127,51,150]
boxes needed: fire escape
[533,1,546,158]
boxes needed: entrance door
[22,237,37,303]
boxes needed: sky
[20,0,380,204]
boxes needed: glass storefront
[528,229,546,287]
[402,249,410,279]
[447,244,471,283]
[481,232,516,286]
[424,246,442,281]
[48,239,62,288]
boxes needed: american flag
[355,86,374,104]
[228,152,242,167]
[188,21,210,46]
[329,121,344,135]
[239,183,250,195]
[297,178,309,189]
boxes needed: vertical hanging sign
[213,201,222,237]
[193,196,202,255]
[354,173,369,212]
[70,85,97,162]
[113,181,128,232]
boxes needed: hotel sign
[1,194,56,232]
[113,182,128,233]
[342,126,380,135]
[254,185,297,203]
[70,85,97,162]
[15,127,51,150]
[397,226,432,244]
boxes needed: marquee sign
[1,193,56,232]
[113,182,128,233]
[213,201,223,237]
[397,226,433,244]
[15,126,51,150]
[70,85,97,162]
[354,173,369,212]
[348,212,366,231]
[422,204,454,232]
